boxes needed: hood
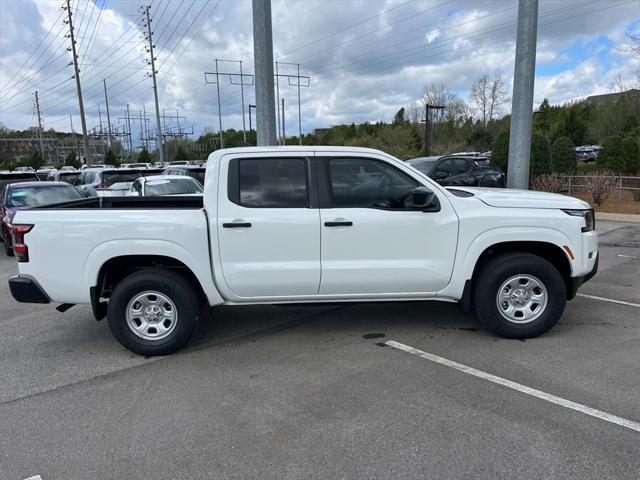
[446,187,591,210]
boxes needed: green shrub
[551,136,576,173]
[530,133,551,176]
[597,136,625,173]
[491,130,510,173]
[622,137,639,174]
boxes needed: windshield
[102,171,142,184]
[145,178,203,196]
[7,185,83,207]
[59,172,81,184]
[407,159,438,175]
[186,168,206,185]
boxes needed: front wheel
[107,270,200,355]
[473,253,566,339]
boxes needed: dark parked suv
[406,155,505,188]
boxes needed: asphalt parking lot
[1,220,639,480]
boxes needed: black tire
[473,253,566,339]
[107,269,200,356]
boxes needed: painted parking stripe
[577,293,640,308]
[385,340,640,433]
[23,476,43,480]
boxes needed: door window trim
[227,156,316,209]
[320,156,425,211]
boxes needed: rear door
[318,154,458,295]
[216,152,320,298]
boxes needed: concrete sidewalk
[596,212,640,224]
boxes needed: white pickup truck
[8,147,598,355]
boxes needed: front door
[217,153,321,298]
[319,156,458,295]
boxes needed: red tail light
[95,182,113,189]
[11,224,33,263]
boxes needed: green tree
[393,108,408,125]
[536,98,552,136]
[551,136,576,173]
[64,151,81,169]
[25,151,44,170]
[597,136,625,173]
[491,130,510,173]
[551,104,588,145]
[104,149,118,167]
[530,133,552,176]
[622,137,639,174]
[174,146,189,161]
[137,148,151,163]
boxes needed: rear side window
[102,171,142,183]
[228,158,308,208]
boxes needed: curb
[596,212,640,224]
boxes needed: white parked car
[59,166,77,172]
[126,175,203,197]
[13,166,34,173]
[74,168,142,197]
[8,146,598,356]
[121,163,152,169]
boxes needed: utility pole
[103,79,112,149]
[422,104,445,156]
[64,0,92,165]
[215,59,223,148]
[125,104,132,158]
[142,5,165,164]
[252,0,277,146]
[34,91,45,161]
[297,63,302,145]
[507,0,539,189]
[281,98,285,144]
[142,105,148,149]
[249,104,256,133]
[98,104,104,141]
[239,60,247,143]
[275,61,281,145]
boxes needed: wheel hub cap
[125,291,178,341]
[496,274,548,324]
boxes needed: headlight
[563,209,595,232]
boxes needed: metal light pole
[252,0,277,146]
[249,104,256,132]
[507,0,539,189]
[143,5,165,164]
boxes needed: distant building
[585,89,640,105]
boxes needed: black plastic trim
[568,254,599,300]
[9,276,50,304]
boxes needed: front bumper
[9,276,50,304]
[568,253,598,300]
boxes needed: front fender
[438,226,574,300]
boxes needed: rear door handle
[324,221,353,227]
[223,222,252,228]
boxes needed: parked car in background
[0,172,40,197]
[575,146,601,162]
[168,160,191,166]
[74,168,143,197]
[140,168,166,177]
[121,163,152,169]
[407,155,505,187]
[13,166,34,173]
[80,164,115,170]
[126,175,204,197]
[46,170,81,185]
[1,181,84,256]
[163,165,206,186]
[60,166,76,172]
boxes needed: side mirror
[412,186,438,210]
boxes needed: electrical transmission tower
[63,0,93,165]
[204,60,255,147]
[274,62,310,145]
[141,5,166,164]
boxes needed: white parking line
[23,476,43,480]
[577,293,640,308]
[385,340,640,433]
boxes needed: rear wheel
[473,253,566,338]
[107,270,199,355]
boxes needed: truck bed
[32,195,204,210]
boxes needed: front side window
[233,158,308,208]
[328,158,418,209]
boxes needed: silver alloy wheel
[125,291,178,341]
[496,274,548,324]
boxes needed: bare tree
[420,83,467,124]
[470,74,506,126]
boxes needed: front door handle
[324,221,353,227]
[223,222,252,228]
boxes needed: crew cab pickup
[8,147,598,356]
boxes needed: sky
[0,0,638,146]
